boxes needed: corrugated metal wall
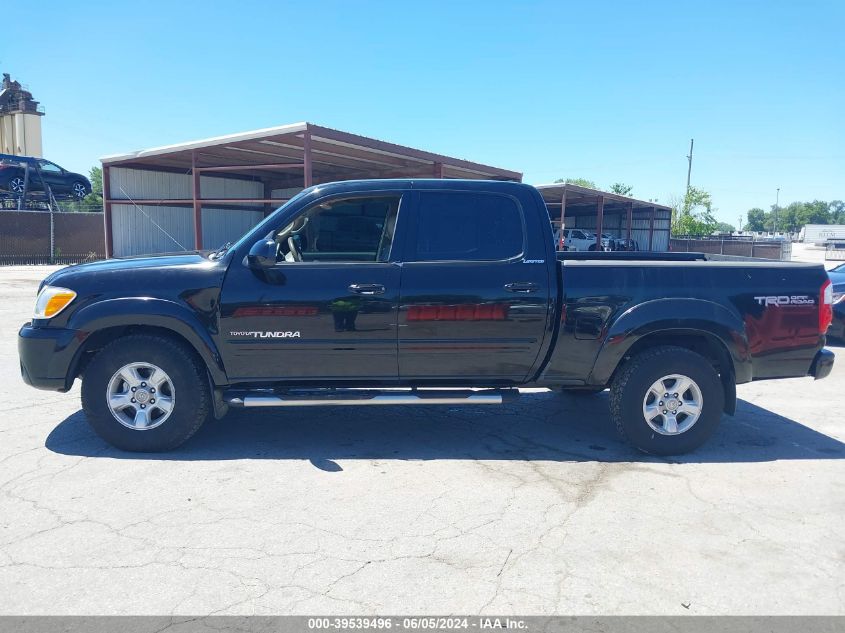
[112,204,193,255]
[110,167,264,205]
[110,167,675,256]
[202,208,263,250]
[271,187,303,200]
[570,209,671,251]
[110,168,266,256]
[109,168,191,200]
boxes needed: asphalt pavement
[1,264,842,615]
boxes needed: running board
[224,388,518,408]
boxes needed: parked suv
[0,154,92,199]
[614,238,640,251]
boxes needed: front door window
[275,196,401,263]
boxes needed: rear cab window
[411,191,524,262]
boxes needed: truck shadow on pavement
[45,390,845,466]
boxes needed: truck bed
[540,251,829,389]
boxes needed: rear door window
[412,192,523,262]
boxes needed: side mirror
[247,239,277,269]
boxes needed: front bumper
[808,348,835,380]
[18,323,83,391]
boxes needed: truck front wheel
[609,346,724,455]
[81,334,210,452]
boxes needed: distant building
[0,73,44,157]
[799,224,845,246]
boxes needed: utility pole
[685,139,694,195]
[774,187,780,233]
[684,138,695,211]
[738,215,743,234]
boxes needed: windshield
[228,188,313,254]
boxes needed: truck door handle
[348,283,385,295]
[504,282,538,293]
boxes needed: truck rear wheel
[81,334,210,452]
[609,346,724,455]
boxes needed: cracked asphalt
[1,265,843,615]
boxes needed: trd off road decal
[229,331,301,338]
[753,295,816,306]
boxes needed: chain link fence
[0,210,105,265]
[825,241,845,261]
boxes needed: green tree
[672,186,717,236]
[769,200,830,233]
[745,208,767,231]
[801,200,831,225]
[89,166,103,199]
[554,177,597,189]
[775,203,800,233]
[714,222,735,233]
[609,182,633,196]
[830,201,845,224]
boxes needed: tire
[609,345,724,455]
[8,176,25,195]
[81,334,210,451]
[71,181,89,199]
[588,243,598,251]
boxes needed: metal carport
[537,183,672,251]
[100,122,522,257]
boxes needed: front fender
[588,298,752,385]
[67,297,227,385]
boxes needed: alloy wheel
[642,373,703,435]
[106,362,175,431]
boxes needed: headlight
[34,286,77,319]
[834,292,845,304]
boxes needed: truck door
[397,190,551,383]
[218,192,407,382]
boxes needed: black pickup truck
[18,179,835,454]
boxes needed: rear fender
[589,298,752,386]
[66,297,227,385]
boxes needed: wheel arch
[67,298,227,387]
[588,299,751,414]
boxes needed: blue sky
[5,0,843,224]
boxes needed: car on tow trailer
[0,154,92,199]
